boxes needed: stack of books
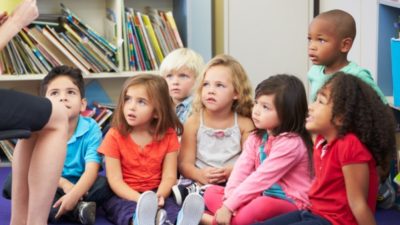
[0,3,184,75]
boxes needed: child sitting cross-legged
[98,74,205,225]
[3,65,114,225]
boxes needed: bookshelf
[0,0,212,101]
[378,0,400,97]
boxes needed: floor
[1,167,400,224]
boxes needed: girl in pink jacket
[201,74,314,225]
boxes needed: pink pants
[204,185,297,225]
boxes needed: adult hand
[9,0,38,29]
[0,12,8,25]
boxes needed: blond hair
[112,74,183,139]
[159,48,204,78]
[192,54,253,117]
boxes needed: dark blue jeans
[102,194,180,225]
[253,210,332,225]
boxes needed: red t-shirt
[98,127,180,192]
[309,133,378,225]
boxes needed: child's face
[45,75,86,120]
[163,67,196,104]
[252,94,280,132]
[123,85,156,130]
[308,18,343,67]
[201,65,238,112]
[306,86,337,140]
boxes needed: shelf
[0,71,158,81]
[380,0,400,8]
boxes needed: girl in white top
[178,54,255,186]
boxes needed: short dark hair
[40,65,85,98]
[317,9,356,40]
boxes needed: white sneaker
[176,193,204,225]
[155,208,167,225]
[133,191,158,225]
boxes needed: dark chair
[0,129,31,140]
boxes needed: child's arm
[343,163,377,225]
[179,115,209,185]
[156,151,178,206]
[105,156,141,202]
[238,116,256,145]
[54,162,100,218]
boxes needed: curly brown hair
[321,72,396,171]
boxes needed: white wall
[319,0,378,80]
[224,0,313,90]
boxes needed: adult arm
[0,0,38,50]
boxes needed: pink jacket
[224,132,312,212]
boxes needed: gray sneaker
[75,201,96,225]
[377,178,396,209]
[133,191,158,225]
[155,208,167,225]
[176,193,204,225]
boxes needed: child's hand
[215,205,233,225]
[0,12,8,25]
[53,192,80,219]
[200,167,227,184]
[157,194,165,208]
[60,179,74,194]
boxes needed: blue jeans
[253,210,332,225]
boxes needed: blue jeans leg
[253,210,332,225]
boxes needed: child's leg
[102,195,138,225]
[252,210,332,225]
[163,195,181,223]
[84,175,114,205]
[231,195,297,225]
[203,185,225,214]
[11,100,68,225]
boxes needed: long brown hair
[112,74,183,139]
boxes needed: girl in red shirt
[255,72,396,225]
[98,74,204,225]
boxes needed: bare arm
[156,151,178,206]
[0,0,38,50]
[343,163,376,225]
[54,162,100,218]
[105,156,141,202]
[179,115,208,184]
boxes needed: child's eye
[203,82,209,87]
[318,38,326,44]
[68,90,77,95]
[124,96,131,102]
[49,91,58,96]
[179,74,189,79]
[165,74,173,79]
[138,99,147,105]
[217,83,225,88]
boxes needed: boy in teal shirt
[307,9,387,103]
[3,66,113,224]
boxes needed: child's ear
[340,37,353,53]
[80,98,88,112]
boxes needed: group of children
[1,5,397,225]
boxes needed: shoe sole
[177,193,204,225]
[80,202,96,225]
[136,191,158,225]
[172,185,183,206]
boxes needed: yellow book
[165,11,183,48]
[1,0,23,14]
[141,14,164,64]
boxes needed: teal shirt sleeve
[342,62,388,104]
[83,119,103,164]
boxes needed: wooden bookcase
[0,0,212,102]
